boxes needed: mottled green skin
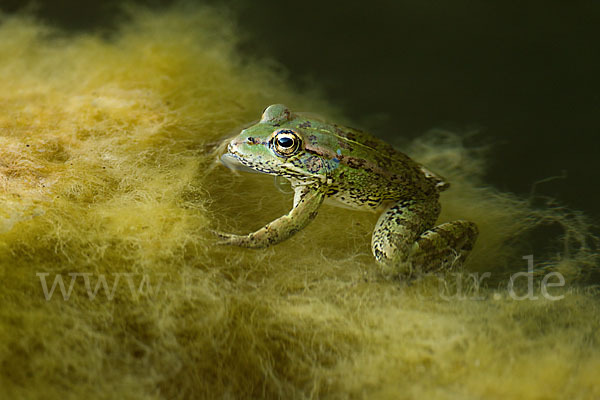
[217,104,478,273]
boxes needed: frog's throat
[220,153,261,174]
[263,162,325,183]
[281,163,327,183]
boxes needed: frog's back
[307,123,448,210]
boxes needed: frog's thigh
[410,220,478,272]
[371,199,440,265]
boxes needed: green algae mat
[1,6,599,400]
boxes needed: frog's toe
[211,230,240,245]
[410,220,479,272]
[211,229,268,248]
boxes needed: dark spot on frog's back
[363,139,381,149]
[346,157,367,169]
[308,134,318,144]
[337,138,351,150]
[334,125,356,141]
[299,121,312,128]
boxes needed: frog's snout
[221,138,256,173]
[226,139,235,154]
[226,137,245,157]
[227,135,256,156]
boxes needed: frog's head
[222,104,333,182]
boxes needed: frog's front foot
[212,230,265,248]
[213,186,325,250]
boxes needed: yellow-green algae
[0,6,599,400]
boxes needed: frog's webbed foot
[214,186,325,249]
[410,220,478,272]
[372,198,478,276]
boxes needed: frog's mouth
[222,150,323,182]
[220,153,261,174]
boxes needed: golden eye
[272,129,301,157]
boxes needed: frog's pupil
[277,136,294,148]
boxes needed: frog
[216,104,478,274]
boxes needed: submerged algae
[0,6,598,400]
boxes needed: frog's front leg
[371,198,478,274]
[216,186,325,248]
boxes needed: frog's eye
[272,129,301,157]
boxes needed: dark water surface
[3,0,599,222]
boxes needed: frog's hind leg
[371,199,440,268]
[410,220,478,273]
[371,198,478,275]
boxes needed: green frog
[217,104,478,273]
